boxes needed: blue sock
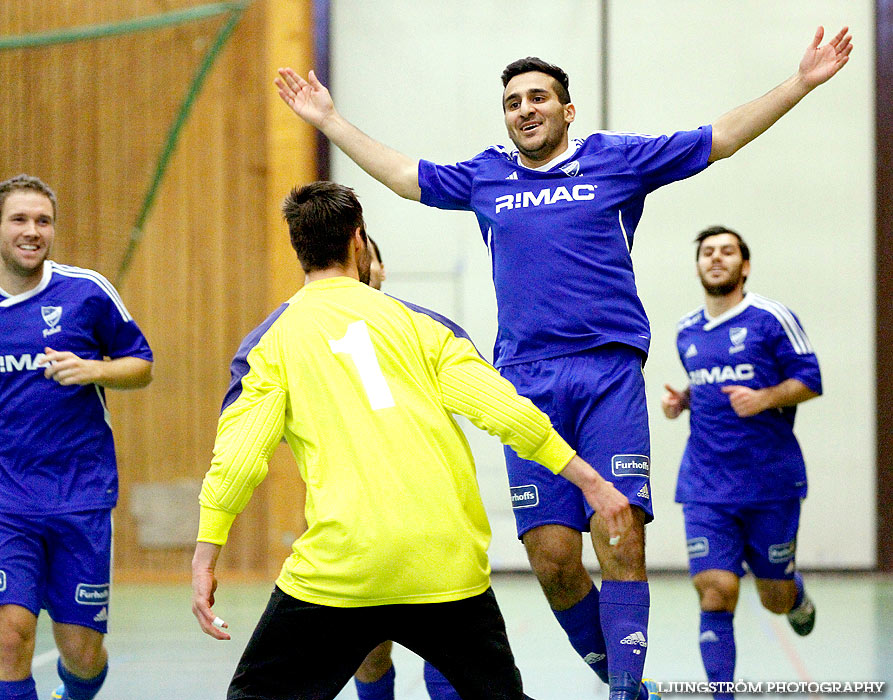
[699,611,735,700]
[56,659,108,700]
[600,580,650,700]
[792,572,805,609]
[551,584,609,684]
[355,665,395,700]
[423,662,461,700]
[0,678,38,700]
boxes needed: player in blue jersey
[274,26,850,700]
[662,226,821,699]
[0,175,153,700]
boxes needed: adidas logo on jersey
[620,631,647,647]
[506,171,518,180]
[93,607,108,623]
[494,184,597,213]
[684,343,698,358]
[698,630,718,643]
[583,652,606,665]
[637,484,650,500]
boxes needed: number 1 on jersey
[329,320,396,410]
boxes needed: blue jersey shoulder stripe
[51,262,133,321]
[676,306,704,333]
[749,294,813,355]
[389,296,483,359]
[221,302,290,413]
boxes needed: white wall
[330,0,875,569]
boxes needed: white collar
[0,261,53,307]
[515,141,580,172]
[703,292,753,331]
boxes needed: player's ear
[564,102,576,126]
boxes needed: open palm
[799,26,853,89]
[275,68,335,129]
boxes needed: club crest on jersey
[0,570,6,592]
[510,484,539,508]
[75,583,110,606]
[728,326,747,353]
[611,454,650,478]
[41,305,62,338]
[558,160,581,176]
[494,184,597,213]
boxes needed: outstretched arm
[275,68,421,201]
[709,26,852,161]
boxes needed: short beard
[701,279,740,297]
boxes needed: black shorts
[227,586,533,700]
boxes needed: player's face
[0,190,55,282]
[503,72,575,166]
[697,233,750,297]
[368,246,386,291]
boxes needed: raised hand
[275,68,336,130]
[798,26,853,89]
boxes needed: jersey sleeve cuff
[531,430,576,475]
[196,506,238,546]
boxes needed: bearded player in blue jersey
[0,175,153,700]
[662,226,821,700]
[275,26,850,700]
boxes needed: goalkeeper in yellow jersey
[191,181,632,700]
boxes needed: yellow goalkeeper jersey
[198,276,574,607]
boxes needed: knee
[527,544,585,593]
[0,610,36,675]
[55,634,107,678]
[694,574,738,613]
[757,583,796,615]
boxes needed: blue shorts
[0,510,112,633]
[500,344,653,539]
[682,500,801,579]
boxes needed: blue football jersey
[0,262,153,514]
[418,127,712,367]
[674,293,822,504]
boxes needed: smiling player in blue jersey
[662,226,821,700]
[0,175,153,700]
[275,26,851,700]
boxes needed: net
[0,1,248,285]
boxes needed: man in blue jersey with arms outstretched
[274,26,850,700]
[0,175,153,700]
[662,226,820,699]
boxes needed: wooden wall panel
[1,0,314,580]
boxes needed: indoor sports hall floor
[30,572,891,699]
